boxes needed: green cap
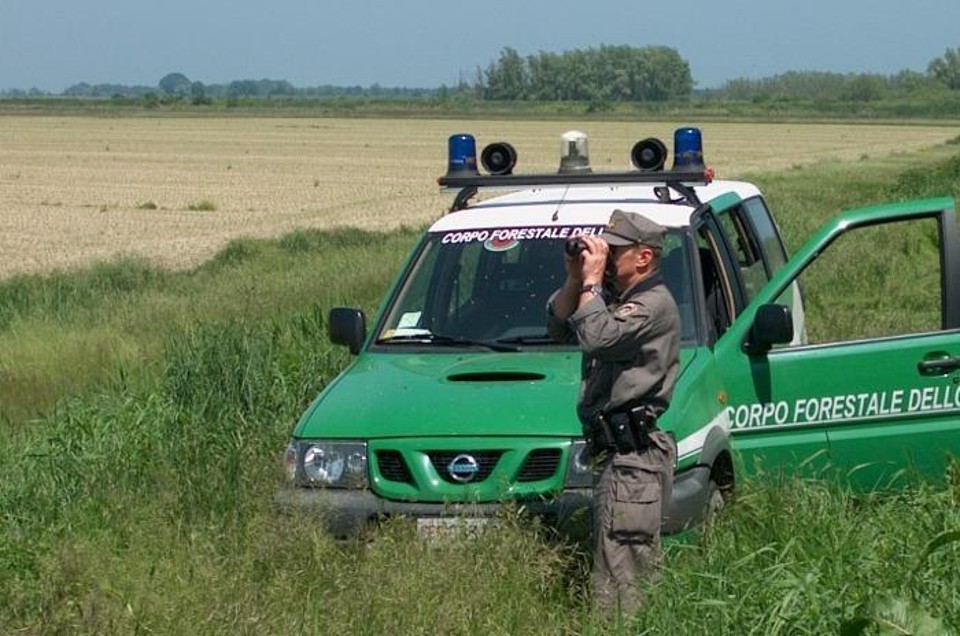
[600,209,665,249]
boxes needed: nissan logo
[447,454,480,483]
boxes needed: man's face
[607,242,655,290]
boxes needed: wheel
[703,480,726,528]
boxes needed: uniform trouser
[591,429,676,616]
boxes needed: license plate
[416,517,491,540]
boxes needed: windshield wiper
[495,334,558,345]
[378,332,520,352]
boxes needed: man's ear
[636,246,655,269]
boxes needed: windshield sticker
[438,225,603,246]
[727,386,960,431]
[484,237,520,252]
[397,312,422,329]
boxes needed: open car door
[715,198,960,488]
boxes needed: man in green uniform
[547,209,680,617]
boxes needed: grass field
[2,116,960,634]
[1,116,958,278]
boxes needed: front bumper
[275,464,713,539]
[274,486,594,539]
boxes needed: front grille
[377,450,413,484]
[428,450,502,483]
[516,448,562,482]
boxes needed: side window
[716,206,769,302]
[777,217,943,345]
[696,227,736,339]
[742,197,788,274]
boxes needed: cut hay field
[0,115,957,278]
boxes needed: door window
[777,217,942,345]
[742,197,788,274]
[695,227,735,339]
[716,206,769,303]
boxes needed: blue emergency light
[672,127,704,169]
[445,133,479,178]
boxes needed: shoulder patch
[614,302,641,318]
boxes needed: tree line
[3,45,959,105]
[47,73,435,103]
[478,45,692,102]
[475,45,960,104]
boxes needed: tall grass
[1,147,959,633]
[4,310,956,634]
[0,228,420,426]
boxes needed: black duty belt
[592,405,659,455]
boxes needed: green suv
[277,128,960,538]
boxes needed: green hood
[296,348,697,440]
[297,351,582,438]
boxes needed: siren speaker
[631,137,668,172]
[480,142,517,175]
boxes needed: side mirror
[745,304,793,355]
[329,307,366,355]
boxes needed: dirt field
[1,115,957,278]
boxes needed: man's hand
[579,235,609,286]
[563,242,584,283]
[554,235,608,320]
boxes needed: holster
[591,405,659,455]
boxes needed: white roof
[430,179,762,233]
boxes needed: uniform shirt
[547,274,681,425]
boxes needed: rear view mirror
[329,307,366,355]
[745,304,793,355]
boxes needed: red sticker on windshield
[484,238,520,252]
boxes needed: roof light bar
[438,168,713,189]
[438,126,714,191]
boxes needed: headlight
[564,439,593,488]
[287,440,368,488]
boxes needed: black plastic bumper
[275,464,713,539]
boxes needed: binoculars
[564,238,588,257]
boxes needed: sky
[2,0,959,93]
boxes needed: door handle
[918,357,960,375]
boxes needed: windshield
[377,227,695,348]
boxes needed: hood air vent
[447,372,546,383]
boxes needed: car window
[659,233,697,343]
[379,233,571,343]
[775,216,943,345]
[695,227,736,340]
[742,197,788,274]
[719,206,773,304]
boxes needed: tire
[703,480,726,528]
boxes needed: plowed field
[1,116,956,278]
